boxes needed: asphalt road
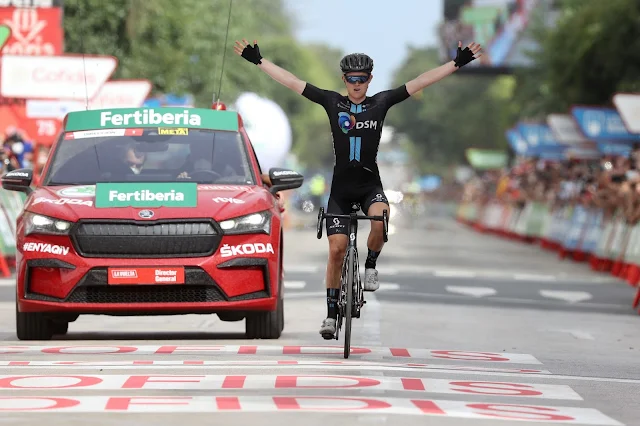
[0,211,638,425]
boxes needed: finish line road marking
[1,362,637,385]
[0,360,550,375]
[0,345,542,364]
[284,280,306,289]
[0,396,622,424]
[0,375,582,401]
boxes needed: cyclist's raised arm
[234,39,306,94]
[259,59,308,95]
[405,41,482,96]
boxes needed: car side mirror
[1,168,33,195]
[268,167,304,195]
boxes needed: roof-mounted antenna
[215,0,234,106]
[79,2,89,110]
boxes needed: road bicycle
[316,203,388,359]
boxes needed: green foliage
[509,0,640,119]
[385,46,514,173]
[386,0,640,172]
[62,0,344,169]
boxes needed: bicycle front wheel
[344,247,355,359]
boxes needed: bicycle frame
[316,205,388,358]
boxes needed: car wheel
[245,295,283,339]
[52,321,69,335]
[15,301,54,341]
[279,297,285,333]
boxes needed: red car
[1,104,303,340]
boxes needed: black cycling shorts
[326,185,389,236]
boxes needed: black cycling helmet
[340,53,374,74]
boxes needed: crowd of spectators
[461,144,640,224]
[1,126,33,174]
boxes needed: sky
[283,0,443,94]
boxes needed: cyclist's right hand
[234,39,263,65]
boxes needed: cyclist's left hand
[453,41,483,68]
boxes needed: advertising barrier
[456,199,640,313]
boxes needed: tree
[510,0,640,117]
[386,0,640,175]
[61,0,344,168]
[385,46,513,174]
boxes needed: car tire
[15,301,54,341]
[278,297,285,333]
[245,295,283,339]
[52,321,69,335]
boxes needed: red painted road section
[0,360,549,374]
[0,395,623,424]
[0,375,582,400]
[0,344,625,425]
[0,345,542,363]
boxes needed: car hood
[25,184,275,222]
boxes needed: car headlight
[24,212,72,236]
[219,211,271,235]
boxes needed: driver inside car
[124,145,146,175]
[176,142,236,180]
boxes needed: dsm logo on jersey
[338,112,377,134]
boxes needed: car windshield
[42,128,256,186]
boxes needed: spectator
[463,147,640,229]
[2,127,33,169]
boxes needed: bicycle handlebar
[317,207,389,242]
[322,212,385,222]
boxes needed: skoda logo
[138,210,154,219]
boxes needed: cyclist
[234,38,482,338]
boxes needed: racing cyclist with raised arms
[234,38,482,338]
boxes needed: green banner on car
[64,107,239,132]
[95,182,198,208]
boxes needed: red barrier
[0,249,9,278]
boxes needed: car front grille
[66,285,227,304]
[71,220,221,258]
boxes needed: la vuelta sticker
[108,267,185,285]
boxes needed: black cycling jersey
[301,83,410,185]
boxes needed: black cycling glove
[454,46,476,68]
[241,43,263,65]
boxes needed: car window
[243,132,263,175]
[43,129,256,186]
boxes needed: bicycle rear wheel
[344,247,355,359]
